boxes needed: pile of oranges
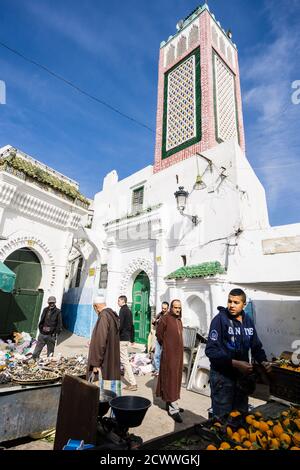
[206,407,300,450]
[278,363,300,373]
[275,359,300,373]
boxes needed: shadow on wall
[61,244,99,338]
[252,299,300,360]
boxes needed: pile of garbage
[0,332,87,385]
[0,331,36,365]
[0,332,37,383]
[129,353,153,376]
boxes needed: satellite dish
[176,19,184,31]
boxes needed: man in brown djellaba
[156,299,184,423]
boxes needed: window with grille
[132,186,144,213]
[99,264,108,289]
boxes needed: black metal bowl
[109,395,151,428]
[98,389,117,417]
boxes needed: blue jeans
[153,339,161,372]
[209,369,248,418]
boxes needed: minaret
[153,3,245,173]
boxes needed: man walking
[118,295,137,391]
[87,296,121,389]
[32,296,62,359]
[152,301,169,376]
[156,299,184,423]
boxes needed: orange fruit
[270,438,280,449]
[238,428,247,438]
[267,420,274,426]
[249,432,257,443]
[280,433,291,446]
[206,444,217,450]
[273,424,283,437]
[226,426,233,438]
[219,442,231,450]
[290,446,300,450]
[259,421,269,432]
[234,446,245,450]
[252,420,261,430]
[292,432,300,447]
[232,432,241,443]
[283,418,290,428]
[254,411,262,418]
[230,411,241,418]
[246,415,254,425]
[243,440,252,449]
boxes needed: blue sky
[0,0,299,226]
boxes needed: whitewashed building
[0,145,89,338]
[62,4,300,360]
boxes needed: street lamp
[174,186,199,225]
[174,186,189,214]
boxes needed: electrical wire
[0,40,155,134]
[0,39,296,175]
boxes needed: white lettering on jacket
[228,326,253,335]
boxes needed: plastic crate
[269,365,300,405]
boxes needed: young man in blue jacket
[205,288,272,417]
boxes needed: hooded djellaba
[156,301,184,403]
[87,297,121,380]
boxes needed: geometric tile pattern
[214,54,238,142]
[211,24,235,70]
[166,55,196,151]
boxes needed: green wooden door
[132,271,151,345]
[0,248,43,338]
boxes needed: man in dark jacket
[32,296,62,359]
[87,296,120,383]
[118,295,137,391]
[205,288,272,417]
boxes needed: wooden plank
[53,374,99,450]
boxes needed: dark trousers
[32,333,56,358]
[210,369,248,418]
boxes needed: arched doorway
[0,248,44,338]
[132,271,151,345]
[186,296,207,336]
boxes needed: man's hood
[104,308,120,331]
